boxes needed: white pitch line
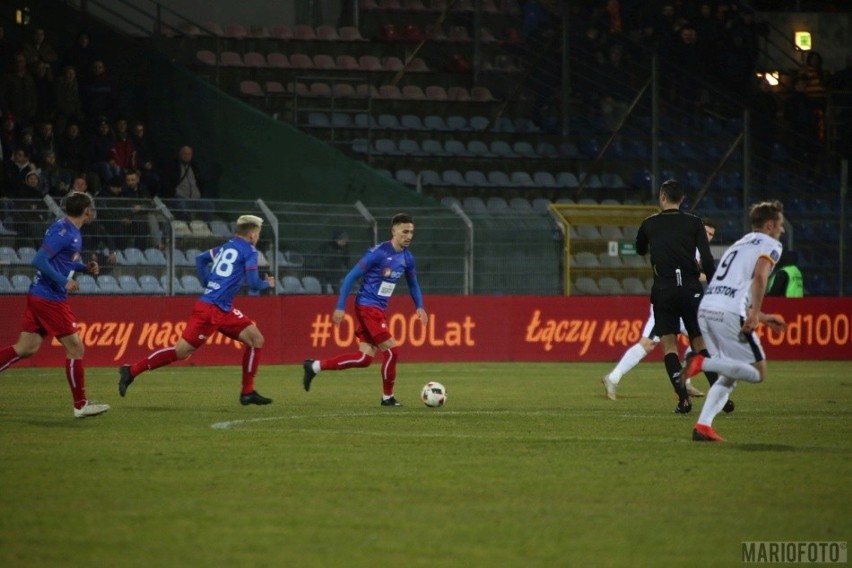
[210,408,850,432]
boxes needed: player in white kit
[601,220,718,401]
[684,200,788,442]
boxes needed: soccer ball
[421,382,447,408]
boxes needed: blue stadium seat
[139,274,165,294]
[11,274,31,292]
[96,275,120,293]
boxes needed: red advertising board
[0,295,849,367]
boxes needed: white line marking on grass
[210,408,849,431]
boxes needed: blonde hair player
[118,215,277,405]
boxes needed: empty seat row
[362,0,507,14]
[572,276,654,296]
[439,195,639,214]
[305,112,540,135]
[279,275,327,294]
[571,251,649,268]
[392,169,627,190]
[171,23,365,41]
[365,138,566,159]
[240,80,495,102]
[200,51,430,72]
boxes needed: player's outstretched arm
[759,312,787,332]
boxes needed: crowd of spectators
[0,25,216,251]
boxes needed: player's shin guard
[664,352,686,397]
[241,346,260,395]
[66,358,87,409]
[0,346,21,373]
[381,347,399,396]
[130,347,178,377]
[321,351,373,371]
[699,349,719,386]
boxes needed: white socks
[609,343,648,384]
[702,358,760,383]
[312,360,321,373]
[697,376,736,426]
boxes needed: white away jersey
[700,232,782,316]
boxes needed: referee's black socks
[664,353,686,397]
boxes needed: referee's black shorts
[651,283,704,338]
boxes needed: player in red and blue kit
[118,215,276,405]
[302,213,428,406]
[0,192,109,418]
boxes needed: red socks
[0,345,21,373]
[130,347,178,378]
[66,358,87,409]
[320,351,373,371]
[241,347,260,394]
[381,347,399,396]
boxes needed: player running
[118,214,275,405]
[302,213,428,406]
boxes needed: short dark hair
[701,217,716,230]
[750,200,784,228]
[392,213,413,226]
[659,179,684,203]
[65,192,93,216]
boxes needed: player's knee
[13,345,37,358]
[67,345,85,359]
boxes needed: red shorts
[182,300,253,348]
[21,294,79,338]
[354,305,392,346]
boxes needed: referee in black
[636,179,716,413]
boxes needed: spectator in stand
[33,121,56,159]
[16,127,38,169]
[95,175,138,249]
[11,169,50,246]
[124,167,163,248]
[56,121,85,174]
[21,28,59,69]
[130,120,160,195]
[72,175,118,268]
[110,118,135,174]
[32,60,55,123]
[3,149,38,197]
[161,145,214,221]
[598,42,637,131]
[1,112,17,156]
[667,25,710,112]
[40,150,73,198]
[86,116,119,186]
[81,59,114,120]
[311,230,351,294]
[2,53,37,126]
[62,32,99,83]
[54,65,84,134]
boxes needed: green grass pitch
[1,361,849,567]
